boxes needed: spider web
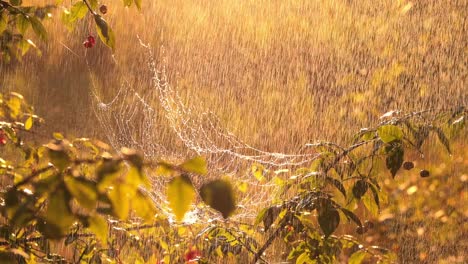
[91,42,320,220]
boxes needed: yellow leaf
[108,184,132,220]
[65,176,98,210]
[167,175,195,221]
[24,116,33,130]
[45,188,74,234]
[180,156,207,175]
[94,14,115,50]
[133,189,157,222]
[88,214,108,246]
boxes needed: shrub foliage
[0,92,465,263]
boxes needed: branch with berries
[0,0,142,62]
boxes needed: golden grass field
[1,0,467,262]
[1,0,465,154]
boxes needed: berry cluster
[82,5,107,49]
[83,35,96,48]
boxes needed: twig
[82,0,97,15]
[252,218,286,264]
[12,165,54,189]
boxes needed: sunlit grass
[3,0,465,153]
[1,0,466,262]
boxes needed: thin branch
[82,0,97,15]
[252,218,286,264]
[12,165,54,189]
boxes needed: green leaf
[296,252,314,264]
[180,156,207,175]
[318,208,340,237]
[385,143,404,178]
[108,184,131,220]
[134,0,142,10]
[362,192,379,217]
[0,12,7,34]
[167,175,195,221]
[414,126,430,149]
[255,207,269,225]
[123,0,132,7]
[29,17,47,41]
[47,148,71,171]
[65,176,98,210]
[133,189,157,222]
[10,0,22,6]
[45,188,74,235]
[155,161,177,176]
[368,183,380,209]
[89,0,98,9]
[10,206,34,229]
[61,1,88,30]
[126,165,146,188]
[70,1,88,20]
[33,173,61,195]
[432,127,451,154]
[326,177,346,197]
[96,160,122,192]
[251,163,265,182]
[200,179,236,218]
[352,180,369,199]
[94,14,115,50]
[361,130,375,141]
[340,208,362,227]
[24,116,33,130]
[377,125,403,143]
[18,39,30,56]
[16,14,30,35]
[88,214,108,246]
[6,96,22,119]
[348,250,368,264]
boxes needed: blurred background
[1,1,467,262]
[1,0,465,154]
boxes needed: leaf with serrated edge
[377,125,403,143]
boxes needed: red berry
[0,130,7,145]
[100,5,108,14]
[184,247,201,262]
[87,35,95,45]
[83,35,95,49]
